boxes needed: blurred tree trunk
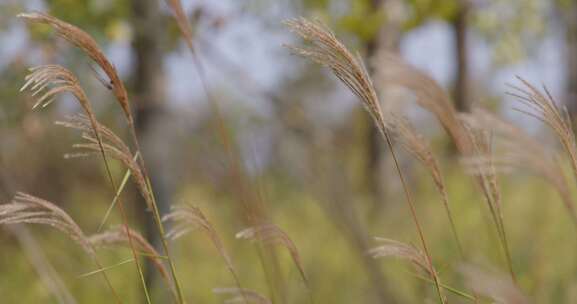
[130,0,171,300]
[452,0,471,113]
[565,0,577,127]
[364,0,402,206]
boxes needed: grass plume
[18,12,132,122]
[285,17,445,303]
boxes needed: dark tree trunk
[130,0,170,300]
[453,0,471,113]
[364,0,402,205]
[565,0,577,127]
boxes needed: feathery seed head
[18,12,132,122]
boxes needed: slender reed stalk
[163,1,287,301]
[387,114,464,256]
[19,64,151,302]
[163,204,249,304]
[18,12,187,303]
[285,18,445,303]
[459,114,516,282]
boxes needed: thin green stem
[143,174,185,304]
[95,131,152,304]
[407,271,475,301]
[381,130,446,303]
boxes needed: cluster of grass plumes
[10,8,315,304]
[18,12,132,122]
[56,114,153,210]
[9,8,577,304]
[17,11,185,304]
[508,77,577,179]
[465,108,577,227]
[286,17,447,302]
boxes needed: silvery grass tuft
[509,78,577,185]
[465,108,577,227]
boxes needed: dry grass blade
[236,224,307,285]
[368,237,435,277]
[508,77,577,182]
[89,226,171,285]
[460,264,529,304]
[213,287,271,304]
[374,52,471,153]
[56,114,152,209]
[18,12,132,122]
[285,17,445,303]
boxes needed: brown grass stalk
[387,114,464,256]
[163,1,282,301]
[459,113,516,282]
[285,17,445,303]
[18,12,132,122]
[20,64,154,299]
[19,12,188,301]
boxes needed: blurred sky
[1,0,567,127]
